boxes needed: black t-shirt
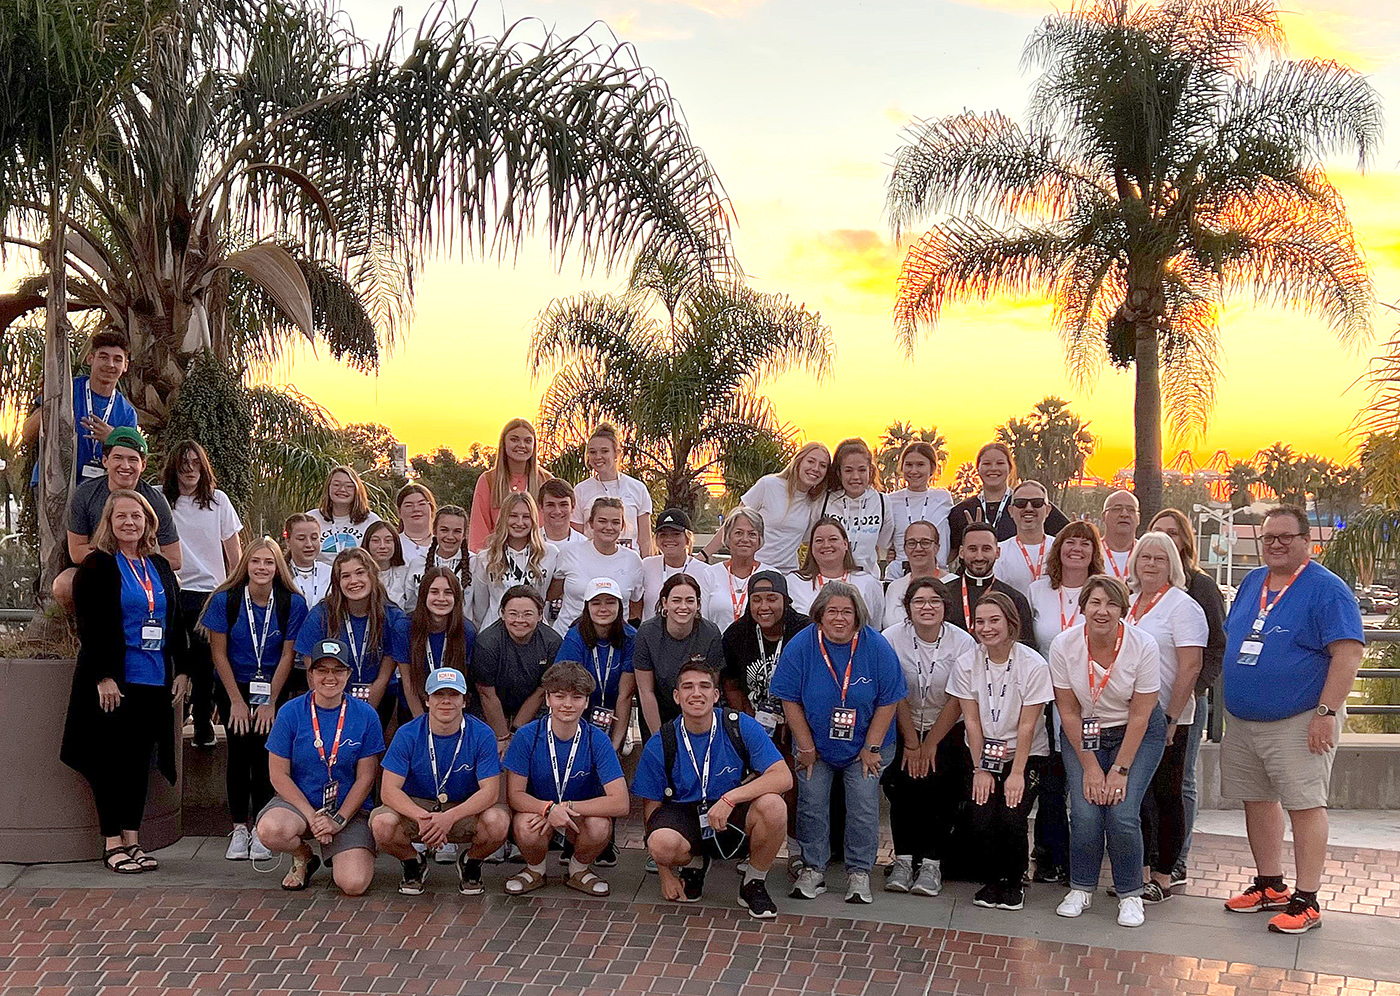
[722,607,810,709]
[947,494,1069,551]
[471,618,562,719]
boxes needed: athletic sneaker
[739,878,778,919]
[972,884,1001,909]
[1170,863,1190,887]
[645,856,658,874]
[595,842,618,868]
[399,854,429,895]
[457,854,484,896]
[1268,895,1322,934]
[1056,889,1093,917]
[845,871,872,905]
[225,825,251,860]
[1118,896,1145,927]
[885,856,914,893]
[677,859,709,902]
[1142,881,1171,904]
[997,884,1025,911]
[484,843,509,864]
[791,868,827,900]
[1032,863,1068,884]
[434,842,458,865]
[1224,880,1292,913]
[911,859,943,897]
[249,830,273,861]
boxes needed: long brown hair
[487,418,552,510]
[1047,520,1106,589]
[425,504,471,587]
[161,439,217,509]
[363,520,405,569]
[317,465,372,524]
[323,548,391,665]
[797,516,859,581]
[577,592,628,650]
[406,566,468,706]
[828,437,881,493]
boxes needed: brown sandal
[566,869,610,897]
[503,868,547,895]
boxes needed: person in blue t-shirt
[370,667,509,897]
[555,577,638,753]
[200,538,308,861]
[1219,506,1364,936]
[501,661,629,898]
[770,579,907,906]
[633,658,791,919]
[257,638,386,895]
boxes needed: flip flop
[281,853,322,891]
[566,869,610,897]
[503,868,546,895]
[103,846,143,875]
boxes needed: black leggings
[86,685,166,837]
[180,590,214,734]
[1142,725,1189,876]
[969,755,1044,888]
[883,723,972,864]
[214,682,274,825]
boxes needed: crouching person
[501,661,630,896]
[371,667,509,896]
[633,657,793,918]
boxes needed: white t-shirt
[740,474,819,574]
[1049,622,1161,728]
[886,487,954,574]
[380,565,410,609]
[994,536,1050,598]
[701,560,768,632]
[471,545,559,629]
[304,509,382,565]
[290,560,331,606]
[544,530,587,555]
[1103,543,1134,582]
[640,554,709,619]
[399,533,432,567]
[570,473,653,549]
[1127,586,1208,725]
[946,643,1054,755]
[170,489,242,592]
[785,570,885,625]
[881,572,950,629]
[883,620,976,732]
[819,488,893,577]
[552,542,645,634]
[1027,578,1084,658]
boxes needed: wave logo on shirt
[451,761,475,774]
[712,764,739,778]
[337,738,363,749]
[850,676,873,686]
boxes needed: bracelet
[903,741,920,751]
[541,801,554,818]
[795,744,816,755]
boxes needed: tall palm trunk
[37,159,75,617]
[1133,319,1164,523]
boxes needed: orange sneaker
[1268,896,1322,934]
[1224,880,1292,913]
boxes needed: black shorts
[646,800,751,860]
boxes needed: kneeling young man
[502,661,630,897]
[371,667,509,896]
[633,656,793,918]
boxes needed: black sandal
[281,853,321,891]
[104,846,143,874]
[125,845,158,871]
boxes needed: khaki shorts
[1220,708,1344,811]
[370,798,480,844]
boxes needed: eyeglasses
[905,538,937,549]
[909,597,942,609]
[1011,498,1045,509]
[311,665,350,676]
[1261,532,1304,546]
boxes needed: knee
[1106,806,1140,837]
[52,570,75,611]
[255,813,297,849]
[578,816,611,846]
[369,811,399,847]
[334,857,375,896]
[512,812,545,844]
[477,806,509,843]
[647,830,689,866]
[750,794,787,832]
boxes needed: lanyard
[1105,542,1134,580]
[982,649,1012,725]
[679,717,716,802]
[982,492,1011,529]
[344,616,371,683]
[85,379,117,428]
[122,554,155,615]
[1059,587,1080,631]
[310,696,348,778]
[901,491,935,525]
[1016,538,1047,582]
[910,625,942,716]
[818,633,858,706]
[245,587,276,678]
[589,643,617,703]
[549,724,584,802]
[726,561,755,621]
[815,571,848,590]
[426,721,466,801]
[1254,562,1306,633]
[425,631,441,671]
[1130,584,1169,622]
[756,625,784,670]
[1085,622,1125,714]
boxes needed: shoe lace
[1279,895,1314,918]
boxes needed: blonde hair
[480,492,550,586]
[317,465,372,524]
[487,418,551,511]
[1125,531,1187,592]
[324,548,392,661]
[200,537,299,638]
[92,489,160,556]
[779,441,832,501]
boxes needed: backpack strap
[225,581,245,633]
[273,582,292,636]
[661,719,679,798]
[721,709,753,778]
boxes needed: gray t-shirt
[471,618,563,719]
[632,615,725,724]
[69,476,179,548]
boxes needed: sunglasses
[1012,497,1046,509]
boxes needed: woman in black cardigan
[61,489,191,873]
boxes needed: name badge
[1082,718,1101,751]
[140,620,163,651]
[830,707,857,742]
[1237,640,1264,667]
[698,803,715,838]
[755,706,779,733]
[321,782,339,813]
[350,683,372,701]
[248,680,272,706]
[588,706,615,731]
[81,463,106,479]
[980,738,1008,773]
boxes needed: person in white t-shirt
[283,513,331,611]
[701,507,767,631]
[395,482,436,569]
[946,590,1054,912]
[548,496,645,633]
[1101,490,1140,583]
[1125,532,1208,903]
[786,517,884,623]
[818,438,892,577]
[401,505,471,610]
[538,478,587,551]
[570,424,654,556]
[882,520,948,629]
[471,492,558,629]
[995,481,1052,598]
[162,440,244,748]
[885,442,953,577]
[882,577,977,896]
[1049,576,1166,928]
[640,508,708,618]
[305,464,382,565]
[705,442,830,573]
[364,521,411,610]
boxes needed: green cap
[104,426,148,455]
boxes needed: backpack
[224,581,294,648]
[660,709,753,799]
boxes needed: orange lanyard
[1059,587,1080,631]
[818,633,859,706]
[727,562,754,621]
[1256,562,1306,630]
[309,696,348,778]
[1130,585,1169,622]
[1105,542,1134,580]
[1086,623,1124,712]
[122,554,155,615]
[1016,538,1047,582]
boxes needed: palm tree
[884,0,1379,522]
[1226,461,1258,510]
[876,420,949,485]
[950,461,980,502]
[1254,442,1302,504]
[529,244,833,516]
[994,396,1096,503]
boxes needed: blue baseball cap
[425,667,469,695]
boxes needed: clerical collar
[965,572,994,587]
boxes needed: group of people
[45,336,1363,931]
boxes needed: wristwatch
[866,743,882,754]
[1316,704,1338,717]
[1112,764,1129,776]
[330,812,347,828]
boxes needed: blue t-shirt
[266,692,386,813]
[631,709,783,804]
[200,587,309,683]
[29,375,140,487]
[769,625,908,766]
[118,554,166,685]
[393,615,478,673]
[382,714,500,803]
[1223,561,1364,722]
[295,601,411,685]
[556,624,636,709]
[503,718,626,803]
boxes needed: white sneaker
[1118,896,1145,927]
[249,829,273,861]
[434,842,459,864]
[225,825,251,860]
[1056,889,1093,917]
[845,871,873,905]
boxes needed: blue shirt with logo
[503,718,625,803]
[118,554,166,685]
[266,692,386,812]
[1223,561,1364,722]
[382,714,500,802]
[556,624,636,709]
[295,601,410,685]
[201,587,309,683]
[29,375,140,487]
[631,709,783,804]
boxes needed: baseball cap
[310,638,350,668]
[425,667,469,695]
[748,569,789,601]
[653,507,693,532]
[104,426,148,455]
[584,577,623,602]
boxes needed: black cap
[310,638,351,667]
[654,507,693,532]
[747,569,789,602]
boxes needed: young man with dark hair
[944,521,1033,642]
[25,331,140,487]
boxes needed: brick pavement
[1,887,1397,996]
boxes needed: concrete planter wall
[0,658,183,863]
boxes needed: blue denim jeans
[1179,692,1209,863]
[1060,707,1167,898]
[797,754,890,874]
